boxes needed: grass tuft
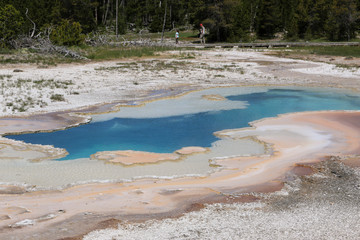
[277,46,360,58]
[50,94,65,102]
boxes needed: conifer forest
[1,0,360,47]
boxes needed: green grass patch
[0,48,13,54]
[286,46,360,58]
[0,74,12,80]
[214,74,225,78]
[50,94,65,102]
[151,60,190,71]
[0,53,78,65]
[86,46,176,60]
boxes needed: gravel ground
[84,158,360,240]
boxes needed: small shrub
[0,4,24,48]
[50,19,85,46]
[0,74,12,80]
[50,94,65,102]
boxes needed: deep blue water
[6,88,360,160]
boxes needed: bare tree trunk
[102,0,106,23]
[103,0,111,25]
[105,0,111,25]
[250,3,258,33]
[161,0,167,43]
[116,0,119,38]
[145,0,149,25]
[95,7,98,24]
[169,3,172,24]
[25,8,36,38]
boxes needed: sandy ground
[0,49,360,239]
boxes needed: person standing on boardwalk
[199,23,206,44]
[175,30,179,44]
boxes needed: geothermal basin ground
[0,49,360,239]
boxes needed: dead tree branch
[25,8,36,38]
[10,36,87,60]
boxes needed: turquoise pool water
[6,88,360,160]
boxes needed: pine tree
[0,4,24,47]
[281,0,300,40]
[256,0,281,39]
[325,0,358,40]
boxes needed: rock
[0,215,10,221]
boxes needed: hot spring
[3,87,360,188]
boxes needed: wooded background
[1,0,360,47]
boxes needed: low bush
[0,4,24,48]
[50,19,85,46]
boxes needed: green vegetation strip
[289,46,360,58]
[85,46,177,60]
[2,45,360,66]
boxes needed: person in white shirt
[175,30,179,44]
[199,23,206,44]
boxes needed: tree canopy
[1,0,360,46]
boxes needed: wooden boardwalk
[180,41,360,49]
